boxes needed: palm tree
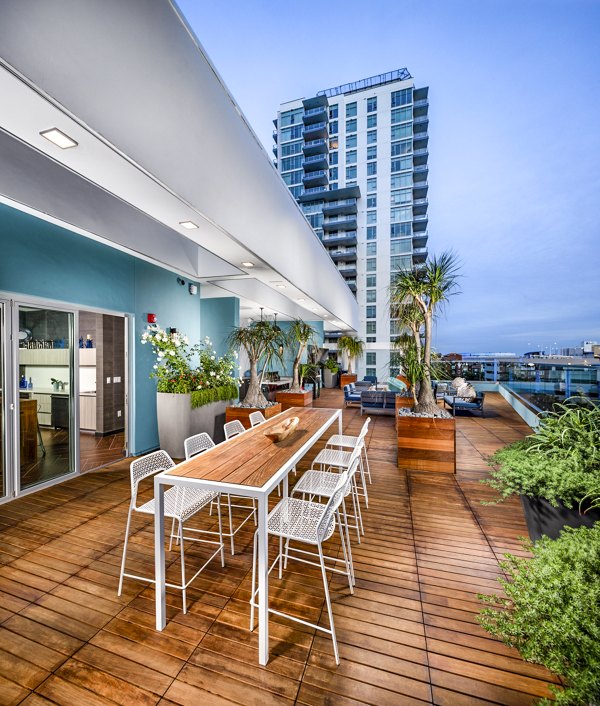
[285,319,317,393]
[390,251,461,415]
[227,319,283,408]
[338,335,365,375]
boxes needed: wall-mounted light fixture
[177,277,185,286]
[189,283,198,296]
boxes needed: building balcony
[338,265,357,278]
[413,163,429,176]
[302,170,328,187]
[413,247,428,262]
[413,214,428,225]
[303,94,328,110]
[413,231,428,248]
[303,153,329,170]
[329,248,357,261]
[303,106,328,125]
[413,198,428,216]
[414,98,429,108]
[303,122,328,140]
[303,185,327,196]
[413,147,429,158]
[272,130,278,143]
[272,144,278,156]
[413,131,428,146]
[323,215,358,231]
[413,181,428,198]
[322,198,358,216]
[413,115,429,126]
[346,280,357,292]
[302,138,328,157]
[322,231,357,247]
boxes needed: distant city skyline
[177,0,600,353]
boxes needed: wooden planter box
[397,415,456,474]
[225,403,282,430]
[395,395,413,420]
[275,389,313,411]
[340,373,357,388]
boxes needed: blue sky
[178,0,600,354]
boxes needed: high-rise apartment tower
[274,69,429,378]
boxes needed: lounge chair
[443,392,486,416]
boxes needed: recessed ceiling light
[297,298,305,303]
[241,261,254,268]
[40,128,78,149]
[179,220,199,230]
[276,284,286,289]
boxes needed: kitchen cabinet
[79,394,97,431]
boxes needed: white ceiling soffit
[0,0,359,331]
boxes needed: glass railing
[304,122,327,132]
[323,198,357,209]
[304,139,327,148]
[325,215,356,223]
[322,231,357,242]
[304,107,327,117]
[304,154,327,164]
[329,249,357,257]
[303,186,327,194]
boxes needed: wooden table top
[165,407,339,489]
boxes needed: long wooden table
[154,406,342,665]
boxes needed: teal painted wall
[0,203,201,454]
[199,297,240,357]
[270,320,325,378]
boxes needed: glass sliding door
[0,302,6,499]
[17,305,75,491]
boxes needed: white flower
[175,340,181,347]
[210,371,216,376]
[233,351,238,359]
[141,339,146,344]
[153,364,158,369]
[211,355,216,360]
[183,336,189,344]
[157,351,164,359]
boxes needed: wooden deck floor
[0,391,558,705]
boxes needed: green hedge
[190,384,238,409]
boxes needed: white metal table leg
[154,477,166,631]
[283,474,289,498]
[257,493,269,666]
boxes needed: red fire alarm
[147,313,157,324]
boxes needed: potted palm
[338,335,364,388]
[276,319,316,410]
[390,251,461,474]
[142,324,238,454]
[225,318,283,428]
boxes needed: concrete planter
[520,495,600,542]
[156,393,234,457]
[323,369,339,388]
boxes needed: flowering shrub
[141,324,238,403]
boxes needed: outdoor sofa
[443,392,486,416]
[360,390,398,416]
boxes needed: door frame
[0,289,132,503]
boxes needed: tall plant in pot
[337,335,364,375]
[227,319,283,409]
[389,251,460,415]
[285,319,317,393]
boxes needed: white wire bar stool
[291,444,363,552]
[249,469,354,665]
[326,417,372,485]
[117,450,225,613]
[311,421,370,511]
[184,431,257,555]
[249,410,266,427]
[224,419,245,439]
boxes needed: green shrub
[190,384,238,409]
[478,525,600,706]
[485,402,600,509]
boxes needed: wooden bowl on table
[264,416,299,443]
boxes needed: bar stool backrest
[249,411,266,427]
[184,432,215,460]
[317,470,349,542]
[130,450,175,509]
[224,419,245,440]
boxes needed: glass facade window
[346,150,357,164]
[366,275,377,287]
[391,88,413,107]
[366,226,377,240]
[367,162,377,176]
[391,255,412,270]
[346,165,357,180]
[367,97,377,113]
[281,155,303,171]
[366,289,376,303]
[366,258,377,272]
[330,120,338,134]
[280,125,303,142]
[391,173,412,188]
[391,107,412,124]
[346,118,357,133]
[329,105,339,119]
[329,167,338,180]
[367,178,377,192]
[289,185,303,198]
[391,206,412,222]
[280,108,303,126]
[366,367,377,377]
[302,201,324,214]
[366,351,376,365]
[391,189,412,205]
[366,211,377,224]
[307,213,323,228]
[391,222,412,237]
[391,239,412,254]
[366,242,377,256]
[367,114,377,128]
[281,141,303,157]
[391,140,413,156]
[329,137,339,150]
[346,134,357,148]
[330,151,338,165]
[391,124,412,140]
[283,170,303,185]
[392,156,412,172]
[346,102,357,117]
[367,195,377,208]
[366,321,377,334]
[367,130,377,144]
[366,306,376,319]
[367,145,377,160]
[366,336,376,343]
